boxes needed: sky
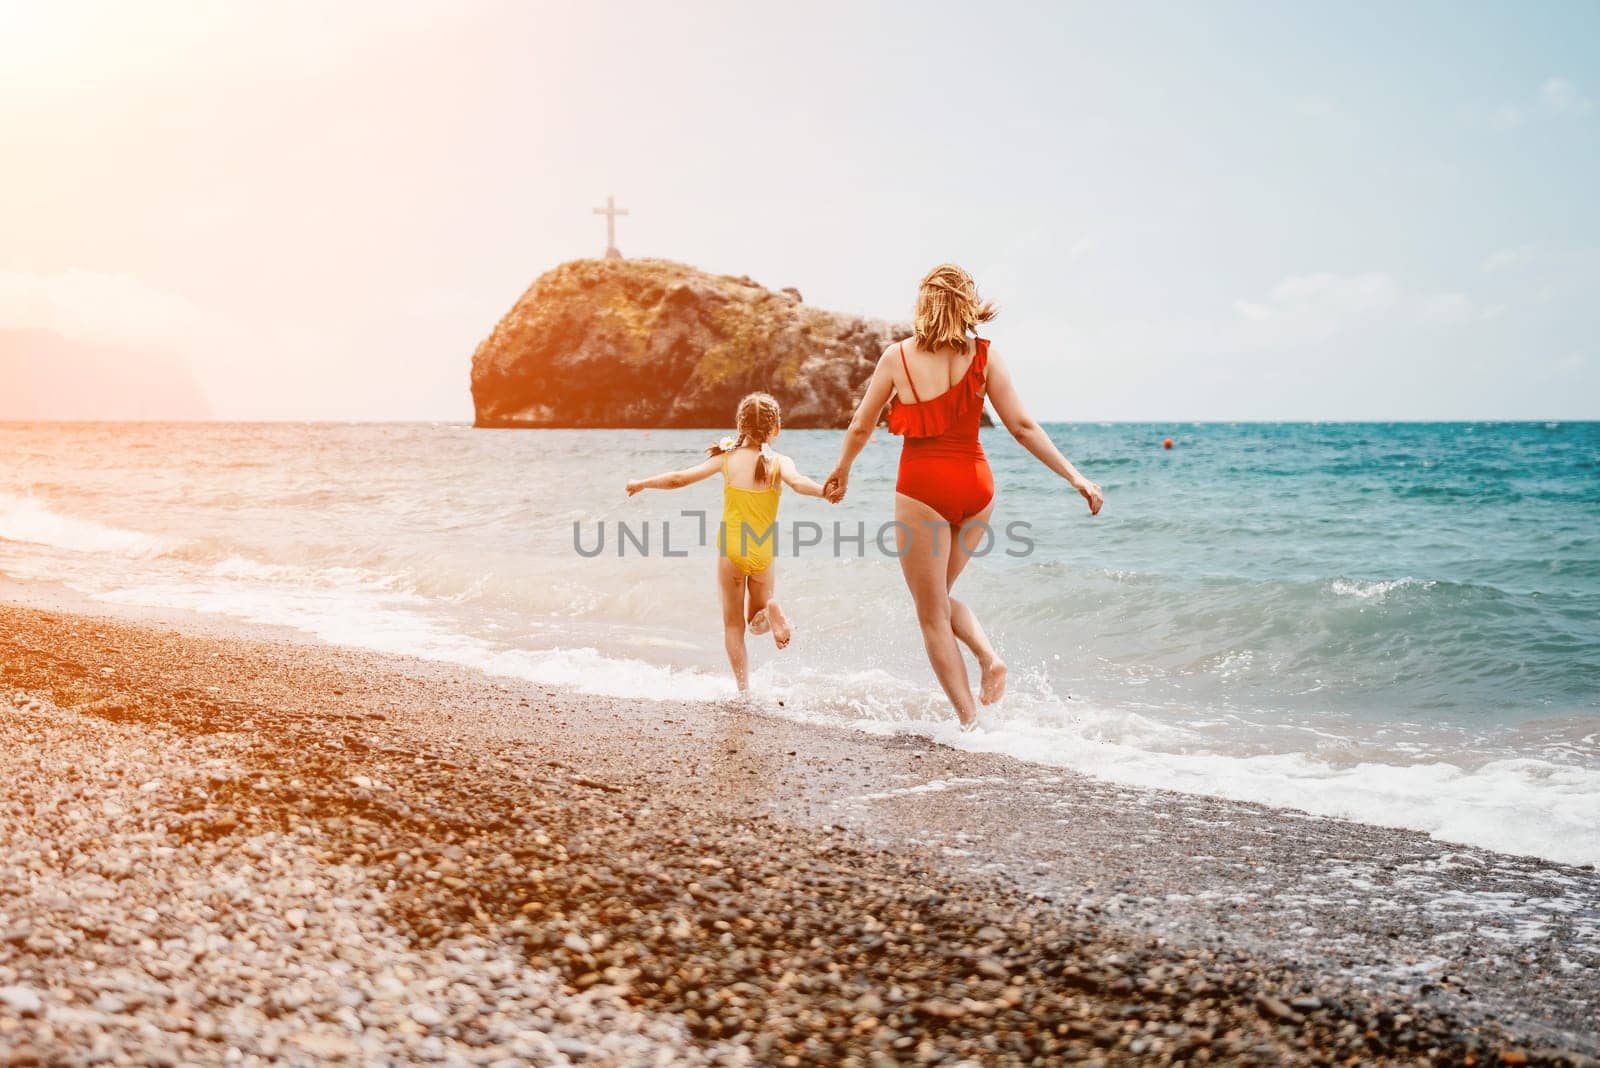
[2,0,1597,421]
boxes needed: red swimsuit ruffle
[888,339,995,525]
[886,341,989,438]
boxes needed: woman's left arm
[985,348,1103,515]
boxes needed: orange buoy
[1163,437,1174,450]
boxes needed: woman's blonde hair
[914,264,997,352]
[707,392,782,484]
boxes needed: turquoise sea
[2,421,1597,863]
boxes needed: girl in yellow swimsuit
[626,392,828,691]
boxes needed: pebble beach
[2,599,1597,1066]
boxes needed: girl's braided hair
[707,392,782,484]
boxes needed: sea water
[2,421,1596,864]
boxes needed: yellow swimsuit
[719,451,782,577]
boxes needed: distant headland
[469,259,909,429]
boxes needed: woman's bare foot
[979,658,1008,705]
[767,601,792,649]
[748,608,770,635]
[958,706,979,730]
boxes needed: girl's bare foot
[767,601,792,649]
[748,608,771,635]
[979,658,1008,705]
[958,706,979,730]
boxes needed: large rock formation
[470,259,909,428]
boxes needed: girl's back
[721,446,777,491]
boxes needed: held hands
[822,467,849,504]
[1076,479,1104,516]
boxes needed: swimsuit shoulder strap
[898,341,923,404]
[721,450,730,479]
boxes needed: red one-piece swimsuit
[887,338,995,524]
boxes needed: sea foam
[0,492,173,559]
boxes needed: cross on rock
[593,195,628,259]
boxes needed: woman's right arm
[985,348,1103,515]
[824,348,898,502]
[627,455,723,496]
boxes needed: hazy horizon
[4,1,1597,422]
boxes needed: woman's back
[891,337,981,406]
[886,337,989,450]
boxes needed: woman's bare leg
[946,502,1006,704]
[716,558,750,690]
[896,493,978,726]
[746,567,790,649]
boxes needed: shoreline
[2,597,1597,1064]
[5,420,1598,875]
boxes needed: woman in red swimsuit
[824,265,1103,727]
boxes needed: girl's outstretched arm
[777,455,827,498]
[626,455,723,496]
[985,347,1104,515]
